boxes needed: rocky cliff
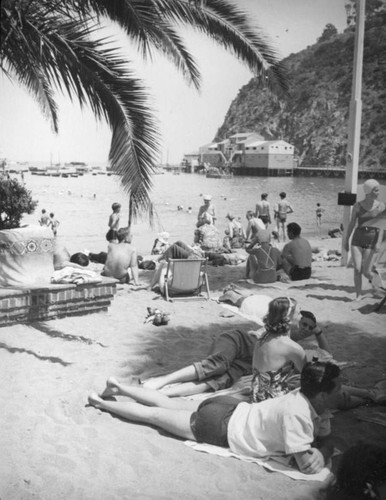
[215,22,386,170]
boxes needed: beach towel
[184,441,334,482]
[51,267,102,285]
[238,277,328,290]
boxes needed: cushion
[0,226,55,287]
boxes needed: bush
[0,177,38,229]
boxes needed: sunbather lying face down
[88,362,341,475]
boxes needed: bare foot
[142,376,167,390]
[100,376,120,398]
[88,392,103,408]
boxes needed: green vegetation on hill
[215,22,386,170]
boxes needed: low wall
[0,277,118,327]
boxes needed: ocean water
[19,171,385,255]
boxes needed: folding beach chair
[164,259,210,302]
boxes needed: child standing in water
[316,203,325,229]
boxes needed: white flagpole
[341,0,366,265]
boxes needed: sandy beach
[1,236,386,500]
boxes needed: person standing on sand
[281,222,312,281]
[256,193,271,228]
[39,208,50,226]
[343,179,385,301]
[197,194,216,226]
[102,227,142,286]
[274,192,294,242]
[106,202,121,242]
[88,361,340,475]
[49,212,60,237]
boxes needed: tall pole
[341,0,366,265]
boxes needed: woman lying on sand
[143,296,300,397]
[88,361,340,475]
[142,293,385,408]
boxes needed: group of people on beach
[88,292,386,497]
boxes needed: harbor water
[20,171,385,255]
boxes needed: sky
[0,0,348,165]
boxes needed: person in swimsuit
[344,179,385,300]
[274,192,294,242]
[255,193,271,228]
[250,297,306,402]
[106,202,121,242]
[88,361,341,474]
[245,230,282,283]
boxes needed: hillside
[215,22,386,170]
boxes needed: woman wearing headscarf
[344,179,385,299]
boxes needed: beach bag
[0,225,55,287]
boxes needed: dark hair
[287,222,301,236]
[70,252,89,267]
[300,310,316,324]
[300,361,340,399]
[279,191,286,198]
[271,230,279,239]
[50,212,54,217]
[42,209,46,213]
[261,193,268,200]
[112,202,121,212]
[317,203,320,207]
[117,227,131,243]
[246,210,255,218]
[263,297,291,335]
[324,443,386,500]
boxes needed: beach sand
[1,237,386,500]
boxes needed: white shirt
[227,388,331,458]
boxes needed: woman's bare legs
[162,381,211,397]
[351,245,364,299]
[88,393,195,440]
[88,377,203,440]
[99,377,199,411]
[142,365,197,390]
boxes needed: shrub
[0,177,38,229]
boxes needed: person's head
[224,229,230,236]
[363,179,380,199]
[264,297,297,334]
[70,252,89,267]
[287,222,301,239]
[203,194,212,205]
[50,212,54,218]
[246,210,255,220]
[112,202,121,213]
[279,191,286,199]
[317,203,320,207]
[42,209,46,214]
[298,310,317,332]
[261,193,268,200]
[300,361,341,406]
[226,213,235,221]
[271,230,279,241]
[325,443,386,500]
[117,227,132,243]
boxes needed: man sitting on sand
[281,222,312,281]
[194,213,223,252]
[102,227,142,286]
[88,361,340,474]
